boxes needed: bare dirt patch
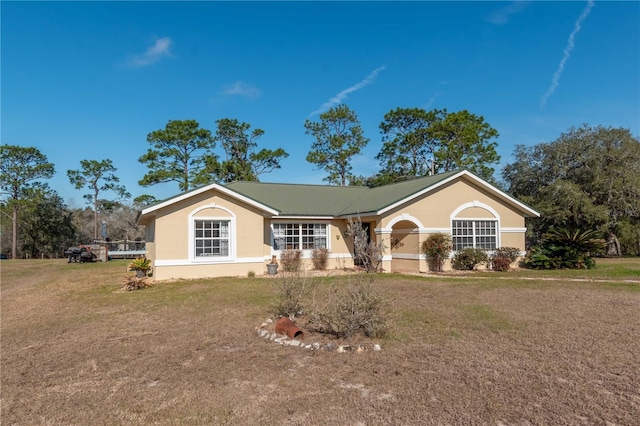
[1,259,639,424]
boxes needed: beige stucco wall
[142,175,531,279]
[377,177,528,273]
[144,190,269,280]
[379,179,526,230]
[145,190,359,280]
[153,190,266,261]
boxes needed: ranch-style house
[137,169,540,280]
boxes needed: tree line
[2,105,638,258]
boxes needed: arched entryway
[388,216,423,273]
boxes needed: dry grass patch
[1,259,639,424]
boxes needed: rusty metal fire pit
[275,318,304,340]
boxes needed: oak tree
[19,186,77,258]
[502,125,640,255]
[0,145,55,259]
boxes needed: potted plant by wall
[267,255,279,275]
[128,256,151,278]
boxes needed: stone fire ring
[254,318,381,353]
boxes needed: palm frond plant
[127,256,152,277]
[525,227,606,269]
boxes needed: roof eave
[376,170,540,218]
[460,171,541,218]
[138,183,280,219]
[274,215,335,220]
[337,211,378,219]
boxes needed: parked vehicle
[64,246,98,263]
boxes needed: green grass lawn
[505,257,640,280]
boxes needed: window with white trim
[273,223,328,250]
[194,220,230,257]
[452,220,497,250]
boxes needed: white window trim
[270,220,331,256]
[188,204,236,263]
[451,218,500,250]
[451,201,501,251]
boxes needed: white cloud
[308,65,386,117]
[540,1,595,109]
[485,1,531,25]
[128,37,172,67]
[221,81,260,99]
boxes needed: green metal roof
[224,181,369,216]
[138,169,539,224]
[225,170,462,216]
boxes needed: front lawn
[2,258,638,424]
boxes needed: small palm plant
[525,227,606,269]
[128,256,151,276]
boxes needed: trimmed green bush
[452,248,489,270]
[421,233,452,272]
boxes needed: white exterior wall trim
[392,253,426,260]
[155,256,266,267]
[386,213,426,230]
[450,200,500,220]
[423,228,451,234]
[501,227,527,233]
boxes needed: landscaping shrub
[524,227,606,269]
[493,247,521,264]
[421,233,452,272]
[272,272,315,320]
[311,248,329,270]
[120,275,153,291]
[451,248,489,270]
[280,249,303,272]
[491,257,512,272]
[309,275,390,339]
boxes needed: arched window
[188,204,236,261]
[450,202,500,250]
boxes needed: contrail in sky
[128,37,172,67]
[540,1,595,109]
[309,66,386,117]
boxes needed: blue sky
[3,1,639,207]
